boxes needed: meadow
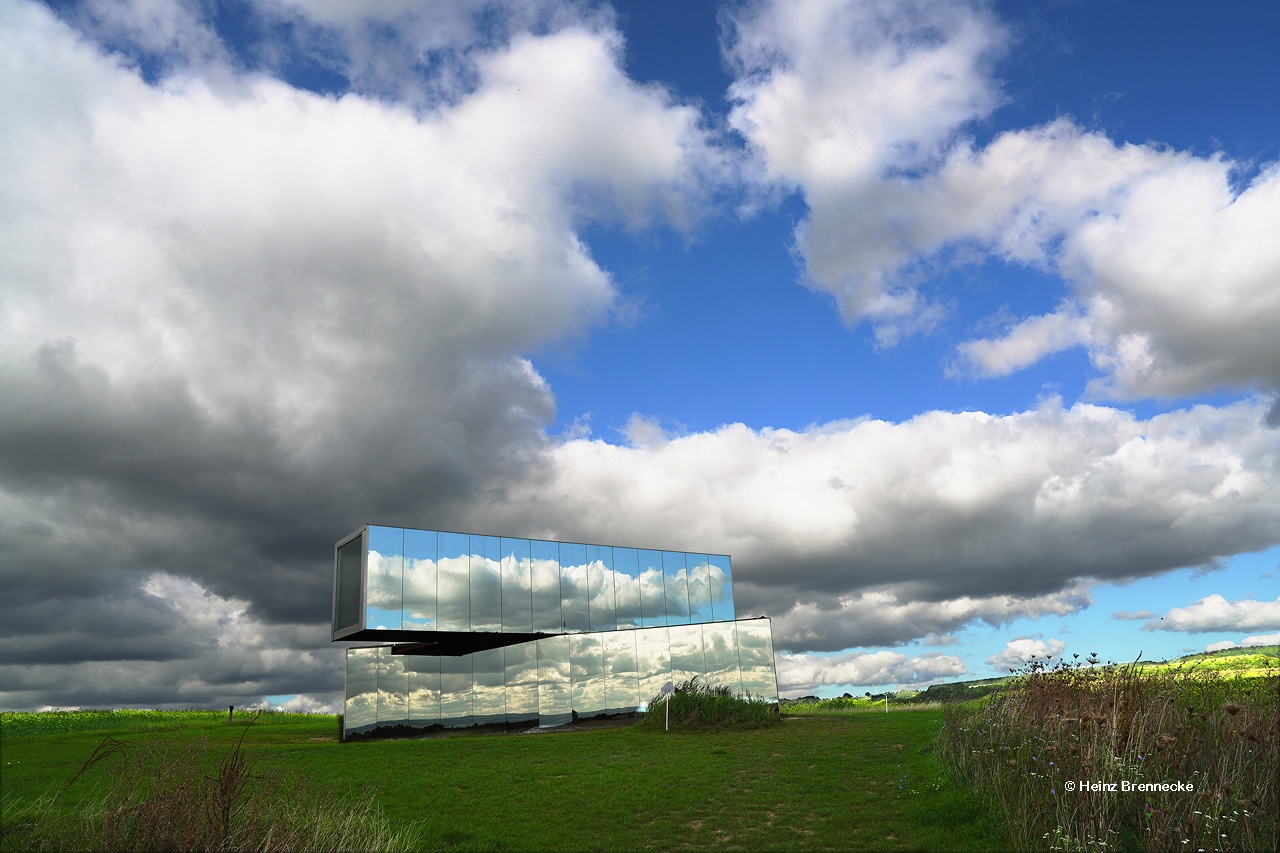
[2,704,995,852]
[3,649,1274,852]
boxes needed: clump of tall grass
[4,714,420,852]
[936,654,1279,852]
[639,677,779,730]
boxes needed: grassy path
[3,711,1001,851]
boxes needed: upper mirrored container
[333,525,735,641]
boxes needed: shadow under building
[333,525,778,737]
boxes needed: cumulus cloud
[777,650,966,693]
[491,397,1280,651]
[724,1,1280,398]
[0,0,716,708]
[1143,595,1280,634]
[986,637,1066,673]
[0,573,338,710]
[725,0,1003,344]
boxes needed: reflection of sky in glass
[687,555,714,623]
[708,555,734,621]
[504,642,539,723]
[375,646,408,725]
[738,622,778,700]
[586,545,616,632]
[570,633,608,716]
[530,541,561,632]
[635,626,671,709]
[638,549,665,627]
[440,655,474,728]
[350,527,739,635]
[663,551,691,625]
[501,538,533,632]
[343,527,770,737]
[346,618,777,736]
[470,535,502,632]
[409,654,440,724]
[437,532,470,631]
[669,623,705,683]
[403,528,437,630]
[537,635,571,726]
[613,547,642,628]
[345,648,378,731]
[472,647,505,722]
[365,526,404,630]
[558,542,589,632]
[603,630,639,712]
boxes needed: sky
[2,0,1279,712]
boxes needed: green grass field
[2,709,1000,852]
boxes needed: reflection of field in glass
[3,709,1003,852]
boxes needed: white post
[884,692,888,713]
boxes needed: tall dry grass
[936,655,1279,852]
[6,714,421,852]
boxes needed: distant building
[333,525,778,737]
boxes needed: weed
[936,655,1279,852]
[638,677,779,730]
[5,713,421,852]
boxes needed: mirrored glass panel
[638,549,666,628]
[402,528,437,630]
[344,647,378,734]
[662,551,690,626]
[500,537,533,633]
[437,532,470,631]
[504,641,539,724]
[530,539,562,632]
[408,654,440,727]
[439,655,474,728]
[559,542,590,633]
[470,535,503,632]
[334,534,364,632]
[687,554,714,624]
[612,547,642,628]
[701,622,742,696]
[570,633,607,718]
[635,626,671,709]
[537,634,571,727]
[668,623,705,685]
[737,621,779,701]
[586,545,616,632]
[471,647,506,726]
[602,630,639,714]
[365,526,404,630]
[707,554,734,621]
[376,647,408,726]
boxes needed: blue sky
[2,0,1279,711]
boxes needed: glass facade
[343,619,778,736]
[334,525,778,738]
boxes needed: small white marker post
[660,681,674,731]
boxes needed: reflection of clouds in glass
[365,550,402,609]
[403,555,437,626]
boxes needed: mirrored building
[333,525,778,737]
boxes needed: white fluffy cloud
[1143,595,1280,634]
[725,0,1280,397]
[490,397,1280,651]
[986,637,1066,673]
[0,0,717,707]
[777,649,966,694]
